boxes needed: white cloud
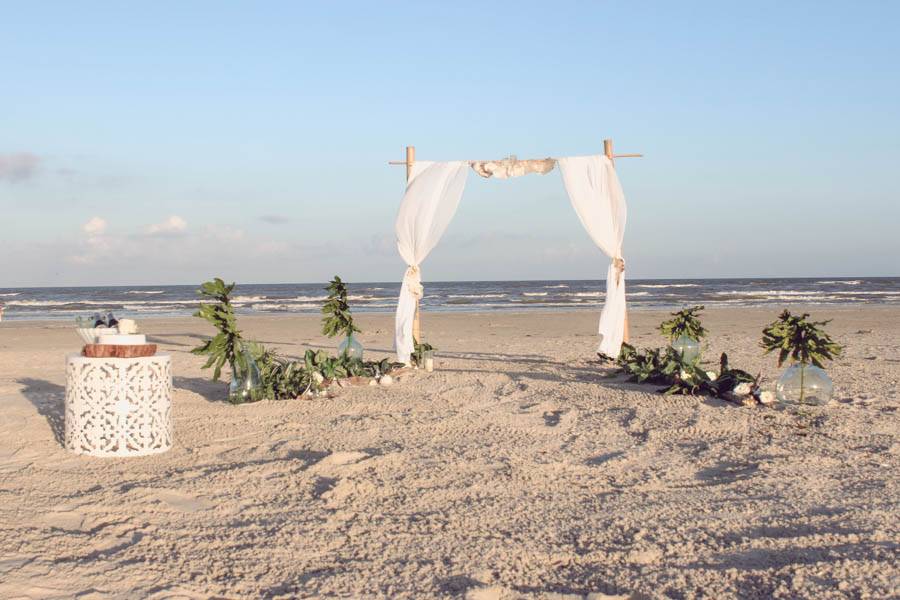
[0,152,40,183]
[202,224,244,242]
[146,215,188,236]
[66,216,278,270]
[82,216,107,235]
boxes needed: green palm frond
[321,276,361,339]
[659,306,707,341]
[761,310,842,367]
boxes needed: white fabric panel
[394,161,469,363]
[408,160,433,185]
[557,155,628,357]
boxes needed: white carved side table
[65,354,173,457]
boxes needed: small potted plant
[761,310,842,405]
[659,305,706,363]
[412,338,435,372]
[192,278,265,404]
[322,276,363,360]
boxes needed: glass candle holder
[776,363,834,405]
[228,343,265,404]
[338,334,364,360]
[672,335,701,363]
[423,349,435,373]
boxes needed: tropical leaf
[321,275,361,340]
[659,306,707,342]
[761,310,842,367]
[411,337,435,367]
[191,278,243,382]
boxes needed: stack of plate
[97,334,147,345]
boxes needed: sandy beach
[0,307,898,599]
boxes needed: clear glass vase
[672,335,701,363]
[422,349,435,372]
[338,334,364,360]
[228,343,265,404]
[776,363,833,405]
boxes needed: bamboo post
[604,138,630,344]
[406,145,415,183]
[406,146,421,345]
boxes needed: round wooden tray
[82,344,158,358]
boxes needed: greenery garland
[193,278,402,404]
[618,305,758,399]
[617,343,756,397]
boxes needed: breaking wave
[2,277,897,320]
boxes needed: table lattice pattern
[65,354,173,457]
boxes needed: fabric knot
[404,265,424,299]
[613,257,625,285]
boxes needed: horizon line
[2,275,898,290]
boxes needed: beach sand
[1,307,898,599]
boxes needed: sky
[1,1,898,287]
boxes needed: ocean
[0,277,897,322]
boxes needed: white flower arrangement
[759,390,776,404]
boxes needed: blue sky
[1,1,898,286]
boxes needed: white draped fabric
[557,155,628,358]
[394,161,469,363]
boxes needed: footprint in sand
[0,447,44,474]
[464,587,505,600]
[0,556,32,577]
[43,510,87,531]
[154,489,212,513]
[310,451,371,475]
[320,478,378,509]
[511,401,576,431]
[695,460,759,486]
[542,409,566,427]
[308,451,383,509]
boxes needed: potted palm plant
[322,276,363,360]
[659,305,706,363]
[192,278,265,404]
[761,310,842,405]
[412,338,435,372]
